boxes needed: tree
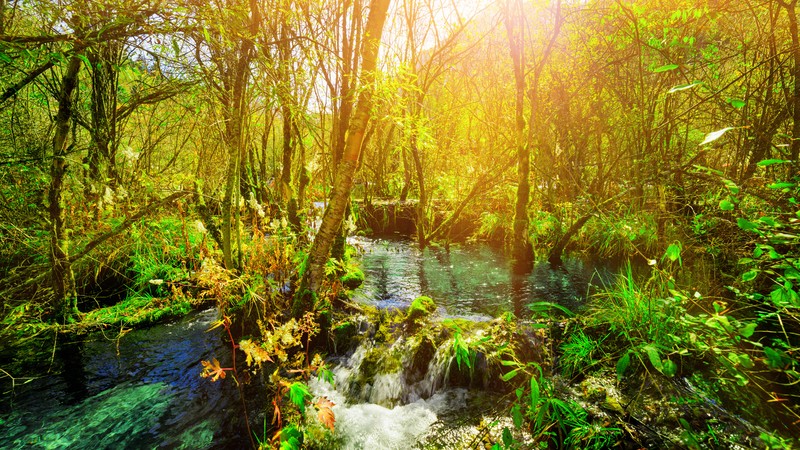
[299,0,391,303]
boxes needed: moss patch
[341,267,365,289]
[406,296,436,324]
[82,295,194,328]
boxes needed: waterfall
[308,333,470,449]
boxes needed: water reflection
[350,236,616,318]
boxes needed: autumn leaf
[239,339,273,367]
[315,396,336,431]
[200,358,227,382]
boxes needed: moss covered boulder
[340,267,365,289]
[406,296,437,327]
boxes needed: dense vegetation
[1,0,799,448]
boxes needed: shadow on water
[0,309,252,449]
[349,235,618,319]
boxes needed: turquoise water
[0,308,244,449]
[350,236,614,319]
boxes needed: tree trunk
[220,0,260,270]
[781,0,800,169]
[297,0,390,311]
[49,55,82,322]
[505,0,533,274]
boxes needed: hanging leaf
[289,382,312,414]
[653,64,679,73]
[200,358,227,382]
[502,427,513,448]
[511,404,524,428]
[661,359,677,377]
[530,376,540,410]
[739,322,757,338]
[501,368,520,382]
[700,127,735,145]
[664,243,682,265]
[643,345,663,372]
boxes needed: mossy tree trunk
[49,55,82,322]
[505,0,533,273]
[298,0,391,310]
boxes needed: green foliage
[559,329,601,377]
[288,382,312,415]
[582,210,658,258]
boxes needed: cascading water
[308,332,474,449]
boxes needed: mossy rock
[406,296,436,324]
[332,321,359,353]
[340,267,365,289]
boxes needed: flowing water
[0,237,610,449]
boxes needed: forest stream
[0,237,616,449]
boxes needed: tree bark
[49,55,82,322]
[298,0,390,310]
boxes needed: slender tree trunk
[49,55,82,322]
[298,0,390,310]
[410,130,427,248]
[781,0,800,168]
[220,0,260,270]
[505,0,533,273]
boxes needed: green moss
[340,267,365,289]
[407,296,436,323]
[83,295,193,328]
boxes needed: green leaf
[661,359,677,377]
[664,243,682,264]
[76,53,91,67]
[501,368,520,382]
[653,64,679,73]
[511,404,524,428]
[741,270,759,282]
[719,199,734,211]
[723,179,740,194]
[737,218,759,231]
[502,427,513,448]
[757,159,790,167]
[289,382,311,414]
[616,352,630,382]
[739,322,757,338]
[643,345,663,372]
[764,347,788,369]
[279,425,303,450]
[700,127,735,145]
[530,376,540,410]
[768,182,796,190]
[726,98,746,109]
